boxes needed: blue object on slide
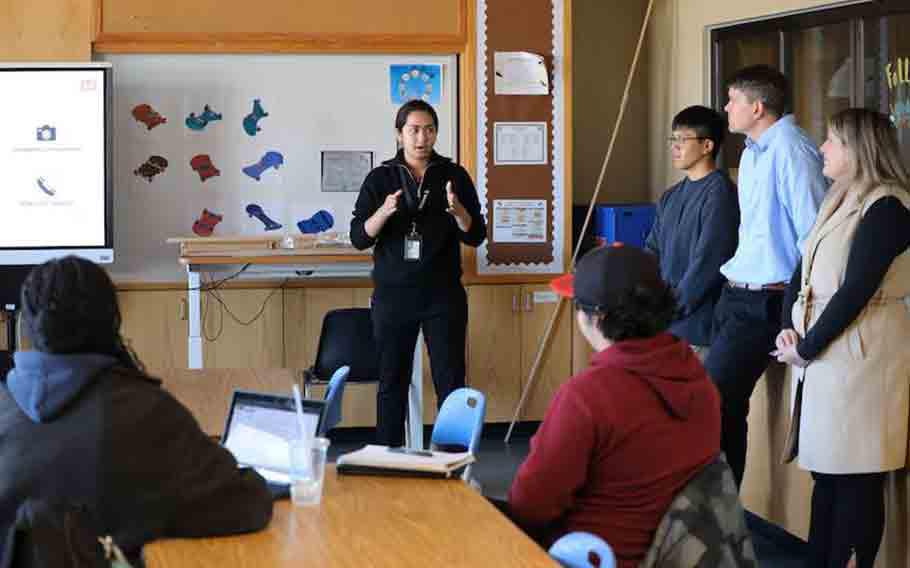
[185,114,207,131]
[297,210,335,234]
[199,105,222,123]
[549,532,616,568]
[242,151,284,181]
[245,203,282,231]
[185,104,223,131]
[242,98,269,136]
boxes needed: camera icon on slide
[36,125,56,142]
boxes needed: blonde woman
[774,108,910,568]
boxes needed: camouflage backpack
[640,454,758,568]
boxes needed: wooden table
[144,466,557,567]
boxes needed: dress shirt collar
[744,114,796,153]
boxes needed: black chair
[302,308,381,398]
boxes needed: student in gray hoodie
[0,256,272,562]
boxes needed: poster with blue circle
[389,64,442,105]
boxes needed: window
[711,2,910,168]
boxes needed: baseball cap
[550,243,666,311]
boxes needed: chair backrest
[312,308,380,383]
[430,388,485,454]
[318,365,349,435]
[639,453,758,568]
[548,532,615,568]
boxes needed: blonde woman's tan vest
[790,185,910,474]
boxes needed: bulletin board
[96,53,457,282]
[475,0,566,274]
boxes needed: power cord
[199,270,289,342]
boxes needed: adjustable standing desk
[171,237,425,449]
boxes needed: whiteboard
[97,54,457,282]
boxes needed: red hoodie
[507,332,721,568]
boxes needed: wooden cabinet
[520,285,573,420]
[0,0,92,61]
[95,0,465,54]
[118,290,187,377]
[467,284,572,422]
[117,282,571,427]
[200,288,284,368]
[119,287,283,372]
[467,285,523,422]
[100,0,463,36]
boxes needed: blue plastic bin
[593,204,656,248]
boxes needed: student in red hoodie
[507,244,721,568]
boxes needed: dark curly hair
[578,283,678,342]
[20,256,143,371]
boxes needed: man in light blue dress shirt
[705,65,827,489]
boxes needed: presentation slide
[0,69,106,248]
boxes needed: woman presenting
[775,108,910,568]
[351,100,486,447]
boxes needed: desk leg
[407,331,424,449]
[187,267,203,369]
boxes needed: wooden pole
[505,0,656,443]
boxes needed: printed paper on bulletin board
[475,0,565,274]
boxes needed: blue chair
[549,532,616,568]
[430,387,486,455]
[430,388,485,483]
[318,365,349,435]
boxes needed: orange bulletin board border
[474,0,567,275]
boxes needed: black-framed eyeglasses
[667,136,706,146]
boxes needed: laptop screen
[221,391,325,483]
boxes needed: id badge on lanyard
[397,167,429,262]
[404,222,421,261]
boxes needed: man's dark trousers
[704,285,784,488]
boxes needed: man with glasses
[711,65,827,489]
[644,105,739,355]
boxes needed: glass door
[864,13,910,163]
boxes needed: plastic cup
[289,437,330,506]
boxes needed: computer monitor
[0,62,114,310]
[0,63,114,267]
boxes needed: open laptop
[220,390,326,499]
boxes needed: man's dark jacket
[0,351,272,561]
